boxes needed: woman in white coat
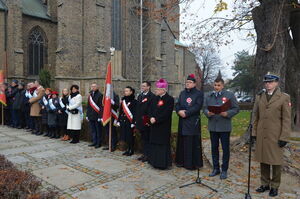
[67,85,83,144]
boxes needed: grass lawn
[171,111,251,139]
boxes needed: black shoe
[256,185,270,193]
[70,139,79,144]
[220,171,228,179]
[94,145,101,149]
[88,144,96,147]
[137,155,145,161]
[141,156,148,162]
[36,132,43,136]
[44,132,49,137]
[209,169,220,177]
[122,150,129,156]
[127,150,134,156]
[102,147,109,150]
[269,188,278,197]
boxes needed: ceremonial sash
[43,96,48,105]
[59,97,69,114]
[122,100,133,123]
[25,90,32,98]
[33,90,38,98]
[88,95,100,114]
[49,99,56,110]
[111,109,119,120]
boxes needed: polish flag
[0,70,6,106]
[102,62,112,126]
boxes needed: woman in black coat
[39,88,52,136]
[58,88,70,141]
[118,86,137,156]
[148,79,174,170]
[47,91,60,139]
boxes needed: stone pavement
[0,126,299,199]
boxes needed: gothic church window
[28,27,47,76]
[112,0,121,50]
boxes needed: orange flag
[102,62,112,126]
[0,70,7,106]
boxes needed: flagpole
[109,47,115,152]
[1,104,3,126]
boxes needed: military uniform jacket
[136,91,155,131]
[149,93,174,145]
[203,90,239,132]
[86,90,103,121]
[175,87,204,136]
[252,89,291,165]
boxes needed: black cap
[187,74,196,82]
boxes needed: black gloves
[278,140,288,148]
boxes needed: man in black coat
[135,81,155,162]
[7,80,19,127]
[148,79,174,170]
[12,83,26,129]
[175,74,204,170]
[86,83,103,148]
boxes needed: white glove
[130,124,135,128]
[97,118,101,122]
[86,117,89,121]
[116,122,120,127]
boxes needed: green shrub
[39,69,51,88]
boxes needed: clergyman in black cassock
[148,79,174,170]
[175,74,204,170]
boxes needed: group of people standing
[2,72,291,197]
[3,80,83,144]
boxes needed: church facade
[0,0,197,97]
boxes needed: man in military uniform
[175,74,204,170]
[203,77,239,179]
[135,81,155,162]
[252,72,291,197]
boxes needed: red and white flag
[102,62,113,126]
[0,70,6,106]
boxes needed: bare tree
[190,45,221,91]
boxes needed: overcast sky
[179,0,256,79]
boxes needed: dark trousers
[210,131,230,171]
[141,127,151,157]
[12,109,19,127]
[89,120,102,146]
[4,108,11,125]
[17,110,26,128]
[28,116,35,130]
[33,116,42,132]
[260,163,281,189]
[105,121,118,148]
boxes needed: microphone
[257,89,266,95]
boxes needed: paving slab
[33,164,94,190]
[7,155,30,164]
[72,168,177,199]
[77,157,134,174]
[29,150,60,159]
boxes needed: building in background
[0,0,197,97]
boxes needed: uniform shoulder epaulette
[282,92,290,97]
